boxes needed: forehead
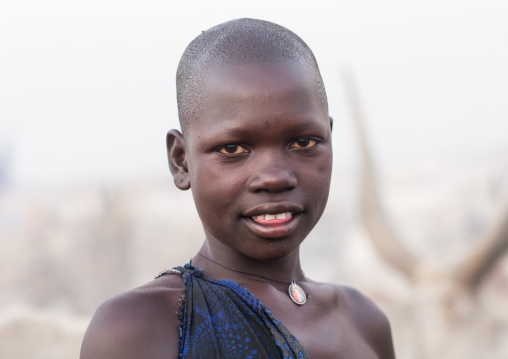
[187,61,327,136]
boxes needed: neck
[193,238,304,283]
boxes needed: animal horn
[341,68,418,280]
[455,203,508,290]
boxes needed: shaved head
[176,18,328,136]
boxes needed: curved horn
[455,203,508,290]
[341,69,418,280]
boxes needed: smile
[242,202,303,238]
[252,212,293,223]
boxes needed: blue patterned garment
[157,263,310,359]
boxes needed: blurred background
[1,0,507,358]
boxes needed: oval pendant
[288,281,306,305]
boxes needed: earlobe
[329,116,333,132]
[166,129,191,190]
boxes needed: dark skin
[80,61,396,358]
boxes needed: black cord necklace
[196,252,307,305]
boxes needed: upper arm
[343,288,396,359]
[80,299,128,358]
[80,285,181,359]
[365,304,395,359]
[80,296,151,359]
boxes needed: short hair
[176,18,328,136]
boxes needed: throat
[195,252,307,305]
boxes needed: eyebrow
[232,117,326,135]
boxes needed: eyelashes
[289,138,317,149]
[215,137,320,156]
[218,144,248,155]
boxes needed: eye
[290,138,318,149]
[218,144,248,155]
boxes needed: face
[181,61,332,261]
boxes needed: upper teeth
[254,212,292,220]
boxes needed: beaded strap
[154,268,182,279]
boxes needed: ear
[329,116,334,132]
[166,129,191,190]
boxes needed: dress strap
[155,261,202,280]
[154,268,182,279]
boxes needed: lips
[242,203,303,239]
[243,202,303,217]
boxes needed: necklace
[196,252,307,305]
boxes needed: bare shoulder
[335,284,395,358]
[80,273,183,359]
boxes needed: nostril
[253,186,293,194]
[248,169,297,193]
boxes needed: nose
[248,153,297,193]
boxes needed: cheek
[300,155,332,211]
[189,159,244,216]
[299,149,332,182]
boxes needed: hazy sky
[1,0,507,186]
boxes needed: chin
[240,240,301,261]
